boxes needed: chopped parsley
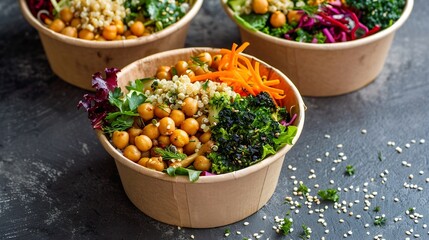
[373,206,381,212]
[318,189,339,202]
[374,216,387,226]
[345,165,355,176]
[279,217,293,235]
[300,224,311,239]
[297,183,309,195]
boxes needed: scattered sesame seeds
[396,147,403,153]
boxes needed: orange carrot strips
[190,42,286,104]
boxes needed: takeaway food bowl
[19,0,203,90]
[95,47,305,228]
[220,0,413,96]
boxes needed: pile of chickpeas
[46,3,151,40]
[110,51,236,173]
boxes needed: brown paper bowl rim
[221,0,413,50]
[96,47,305,184]
[19,0,203,49]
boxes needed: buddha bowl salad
[78,43,298,182]
[26,0,194,40]
[226,0,406,43]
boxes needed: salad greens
[317,188,339,202]
[124,0,191,31]
[345,0,406,29]
[208,92,297,174]
[227,0,406,43]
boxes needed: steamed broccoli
[208,92,235,125]
[208,92,297,174]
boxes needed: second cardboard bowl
[96,47,305,228]
[19,0,203,90]
[221,0,414,97]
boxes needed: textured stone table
[1,0,428,239]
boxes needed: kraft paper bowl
[96,47,305,228]
[221,0,413,97]
[19,0,203,90]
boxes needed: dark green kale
[208,92,297,174]
[346,0,406,29]
[124,0,189,31]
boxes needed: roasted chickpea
[70,18,81,28]
[137,102,154,121]
[59,7,73,23]
[182,97,198,117]
[49,19,65,33]
[102,25,118,40]
[197,52,213,66]
[181,118,199,136]
[156,70,172,80]
[61,26,78,38]
[189,64,207,76]
[157,135,171,148]
[127,127,142,145]
[158,117,176,135]
[211,54,222,70]
[135,135,153,152]
[137,157,150,167]
[184,69,195,78]
[175,60,189,76]
[130,21,145,37]
[170,109,185,127]
[142,123,160,139]
[252,0,269,14]
[193,155,212,171]
[78,29,94,40]
[287,10,303,24]
[115,20,125,34]
[199,131,212,144]
[170,129,190,148]
[112,130,129,149]
[146,157,165,171]
[154,104,171,118]
[183,136,200,155]
[270,11,286,28]
[123,145,141,162]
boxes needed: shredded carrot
[190,42,286,105]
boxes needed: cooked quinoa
[144,75,238,132]
[69,0,129,32]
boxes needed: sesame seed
[244,222,249,226]
[396,147,403,153]
[324,134,331,139]
[330,180,335,184]
[420,139,426,144]
[190,235,195,239]
[361,129,367,134]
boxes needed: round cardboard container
[96,48,305,228]
[19,0,203,91]
[221,0,413,97]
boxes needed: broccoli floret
[208,92,297,174]
[208,92,234,125]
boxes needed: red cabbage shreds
[77,68,120,130]
[26,0,54,22]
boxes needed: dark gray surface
[1,0,428,239]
